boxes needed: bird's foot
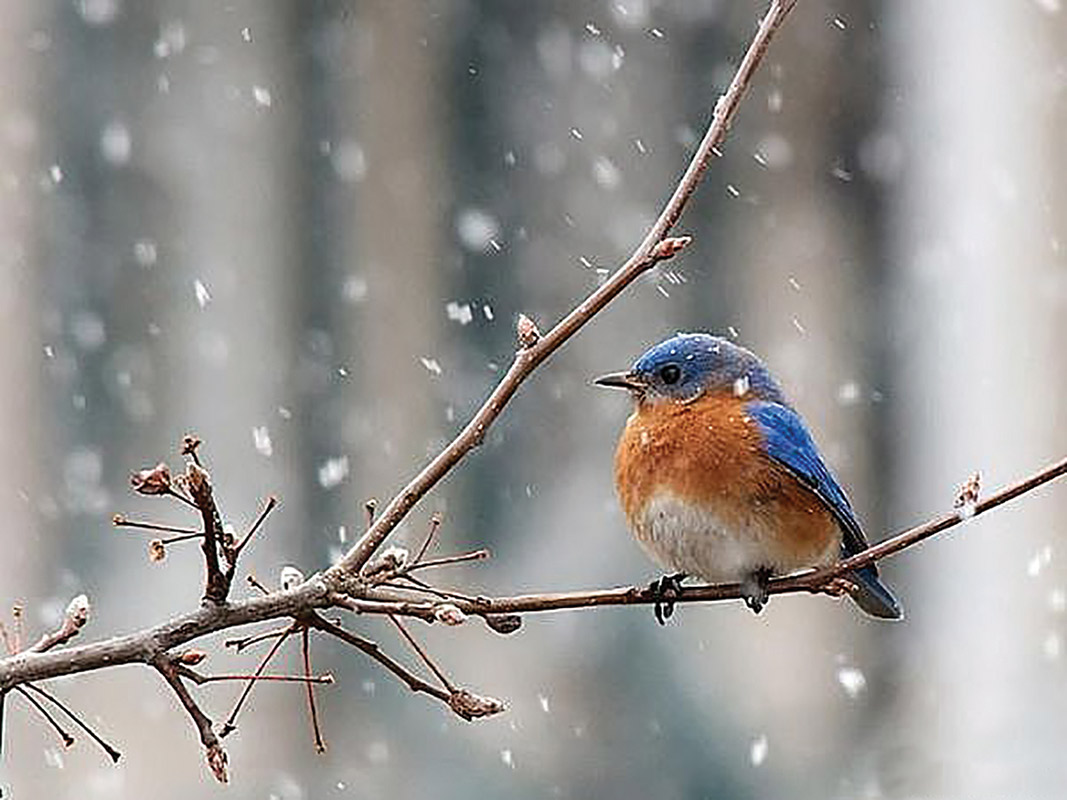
[742,567,774,614]
[649,573,686,625]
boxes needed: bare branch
[153,656,227,783]
[303,613,450,704]
[300,627,327,753]
[186,462,230,604]
[232,495,278,561]
[13,686,73,748]
[326,0,801,580]
[29,595,90,654]
[219,621,298,737]
[388,616,455,693]
[21,683,121,763]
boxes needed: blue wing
[746,400,903,619]
[745,400,867,556]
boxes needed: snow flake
[836,667,866,698]
[252,85,272,108]
[252,425,273,457]
[193,279,211,308]
[750,734,768,766]
[318,456,349,489]
[446,301,473,325]
[100,121,131,165]
[456,208,500,252]
[133,239,158,267]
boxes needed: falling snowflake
[193,279,211,308]
[750,734,768,766]
[252,85,272,108]
[446,301,473,325]
[837,667,867,699]
[456,208,500,252]
[318,456,349,489]
[252,425,273,457]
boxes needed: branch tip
[130,463,171,496]
[448,688,506,721]
[650,235,693,261]
[516,313,541,349]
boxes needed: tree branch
[326,0,800,580]
[153,655,228,783]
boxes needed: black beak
[593,371,646,391]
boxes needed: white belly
[631,490,794,582]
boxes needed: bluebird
[595,332,902,622]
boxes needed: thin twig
[303,613,450,704]
[388,616,454,692]
[405,549,491,574]
[29,595,90,654]
[186,463,230,603]
[153,655,227,783]
[113,516,204,536]
[301,627,326,753]
[326,0,800,580]
[176,666,333,686]
[247,574,272,595]
[232,495,277,561]
[220,621,298,737]
[22,682,121,762]
[11,606,23,655]
[225,626,292,653]
[13,686,73,747]
[389,575,484,605]
[412,512,443,567]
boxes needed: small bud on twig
[650,235,692,261]
[148,539,166,562]
[433,603,467,626]
[280,566,305,590]
[178,649,208,666]
[516,313,541,349]
[130,463,172,495]
[65,594,90,630]
[955,471,981,519]
[448,688,506,721]
[362,546,410,580]
[207,741,228,783]
[483,613,522,635]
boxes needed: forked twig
[327,0,801,580]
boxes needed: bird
[595,332,902,623]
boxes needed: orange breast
[613,391,838,577]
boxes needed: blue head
[595,332,786,405]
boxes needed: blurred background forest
[2,1,1066,798]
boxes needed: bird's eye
[659,364,681,385]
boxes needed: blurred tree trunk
[888,1,1067,795]
[120,2,305,794]
[714,2,887,790]
[0,2,47,602]
[336,1,446,530]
